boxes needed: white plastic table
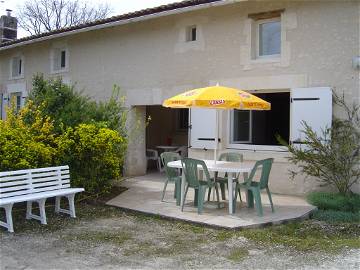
[167,159,254,214]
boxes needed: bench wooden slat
[0,176,69,188]
[31,170,69,178]
[32,175,69,183]
[0,184,30,193]
[32,182,59,189]
[0,189,30,198]
[31,175,64,183]
[0,166,69,177]
[31,171,59,178]
[0,187,84,205]
[32,180,69,189]
[0,179,31,188]
[31,185,70,194]
[0,174,29,182]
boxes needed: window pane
[259,21,281,56]
[186,25,197,42]
[61,50,66,68]
[10,92,22,112]
[18,59,22,75]
[12,57,20,77]
[178,109,189,130]
[250,93,290,145]
[191,27,197,41]
[16,95,21,111]
[233,110,250,142]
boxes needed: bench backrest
[0,166,70,199]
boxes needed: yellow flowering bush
[0,101,58,170]
[57,123,126,193]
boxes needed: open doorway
[145,106,189,171]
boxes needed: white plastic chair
[146,149,162,172]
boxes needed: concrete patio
[107,172,316,229]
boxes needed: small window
[52,48,68,72]
[60,50,66,68]
[231,110,252,143]
[10,92,22,112]
[186,25,197,42]
[10,56,23,78]
[257,18,281,57]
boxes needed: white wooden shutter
[190,108,217,149]
[290,87,332,146]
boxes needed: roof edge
[0,0,240,51]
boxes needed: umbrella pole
[214,109,219,164]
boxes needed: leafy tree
[18,0,112,35]
[278,94,360,195]
[27,74,127,137]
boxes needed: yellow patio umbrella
[162,85,271,162]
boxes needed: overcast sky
[0,0,177,38]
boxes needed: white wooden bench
[0,165,84,232]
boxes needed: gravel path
[1,205,359,270]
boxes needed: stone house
[0,0,359,195]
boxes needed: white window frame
[227,90,289,152]
[9,55,25,80]
[9,92,22,112]
[5,83,27,117]
[50,47,69,74]
[255,17,281,59]
[185,25,197,42]
[230,110,253,144]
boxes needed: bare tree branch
[17,0,112,35]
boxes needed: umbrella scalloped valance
[162,86,271,110]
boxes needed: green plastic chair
[233,158,275,216]
[160,152,182,205]
[208,152,243,201]
[181,158,221,214]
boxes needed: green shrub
[27,74,93,132]
[0,101,58,171]
[28,74,127,136]
[278,94,360,195]
[307,192,360,213]
[312,210,360,223]
[57,123,127,194]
